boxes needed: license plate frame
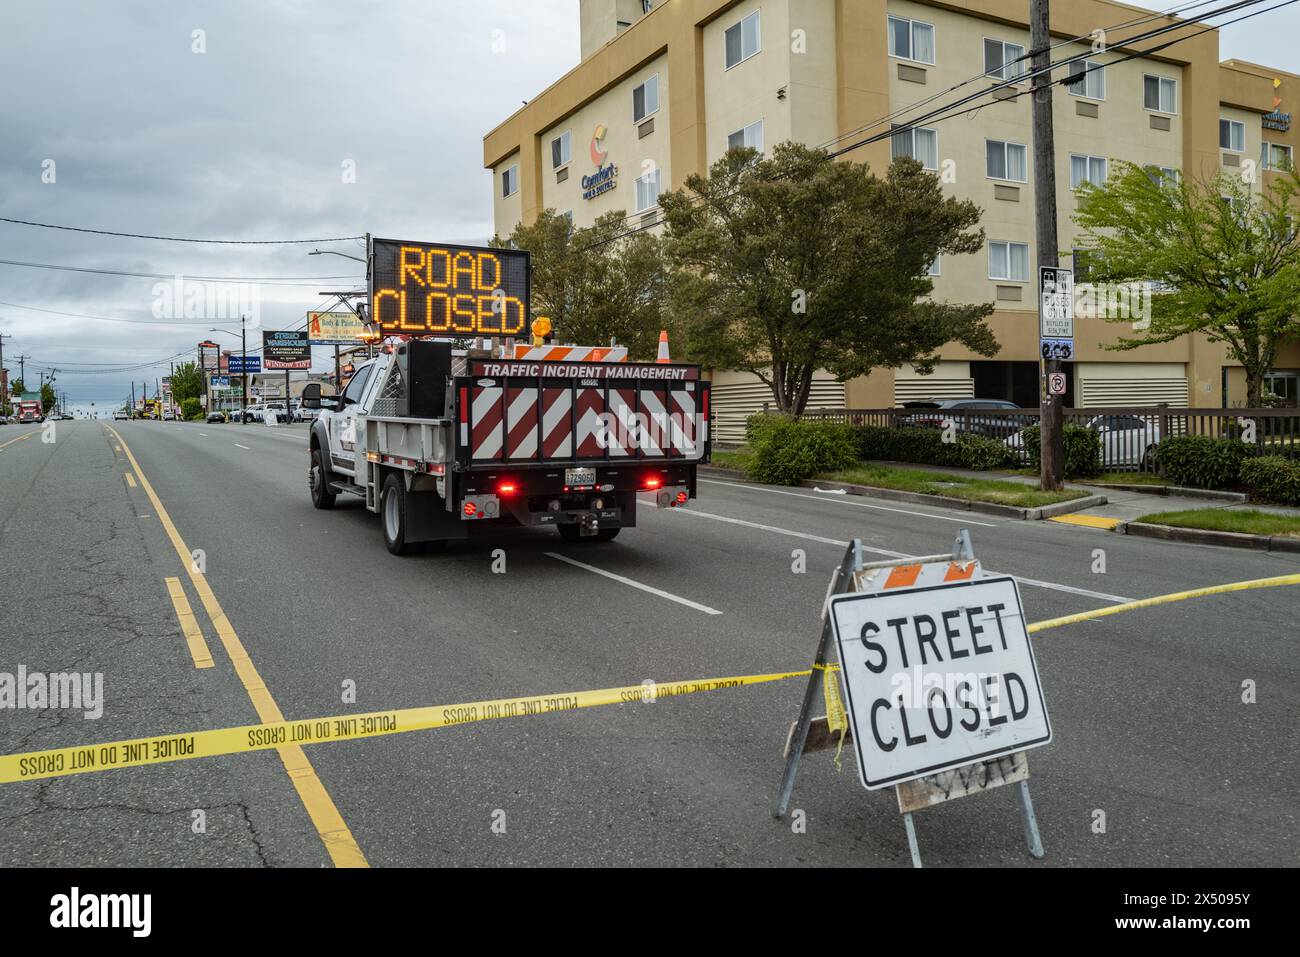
[565,467,597,487]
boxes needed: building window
[1264,372,1299,406]
[635,168,662,212]
[551,131,571,170]
[1262,142,1294,171]
[633,74,659,123]
[926,256,941,277]
[501,164,519,198]
[1070,153,1108,189]
[641,0,654,13]
[989,241,1029,281]
[986,140,1027,181]
[890,124,938,171]
[1066,59,1105,99]
[1072,248,1093,282]
[887,16,934,65]
[1143,74,1177,114]
[724,10,761,69]
[1145,166,1178,189]
[727,120,764,154]
[983,38,1025,81]
[1219,118,1245,152]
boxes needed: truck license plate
[565,468,596,486]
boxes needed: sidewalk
[863,459,1300,527]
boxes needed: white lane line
[700,478,998,528]
[545,552,723,615]
[234,444,251,450]
[199,432,209,436]
[670,507,1134,605]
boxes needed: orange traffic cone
[656,329,670,363]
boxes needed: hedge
[181,397,203,421]
[1153,435,1250,489]
[1239,455,1300,505]
[855,426,1017,471]
[747,417,860,486]
[1015,425,1103,478]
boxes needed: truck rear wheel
[310,447,336,510]
[557,525,620,543]
[381,472,419,555]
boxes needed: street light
[309,248,366,264]
[210,317,249,423]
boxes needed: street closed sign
[829,575,1051,789]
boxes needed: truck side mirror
[301,383,322,409]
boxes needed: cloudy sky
[0,0,1295,411]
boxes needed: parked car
[241,404,265,423]
[1004,414,1160,469]
[205,410,228,424]
[900,398,1027,439]
[163,409,176,421]
[113,409,129,421]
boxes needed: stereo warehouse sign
[828,575,1051,789]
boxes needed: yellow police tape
[0,671,805,785]
[5,571,1299,786]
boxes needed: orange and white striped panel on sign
[511,345,628,363]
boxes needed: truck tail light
[463,501,477,517]
[644,477,661,490]
[497,482,517,496]
[676,491,688,504]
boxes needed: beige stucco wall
[703,0,792,163]
[491,150,523,240]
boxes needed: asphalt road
[1,419,1296,867]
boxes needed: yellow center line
[0,433,33,452]
[165,577,214,669]
[124,472,137,488]
[103,424,368,868]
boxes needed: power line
[0,216,363,245]
[0,257,362,285]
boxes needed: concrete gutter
[797,477,1107,521]
[1120,521,1300,553]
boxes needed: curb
[1120,521,1300,553]
[1085,482,1247,503]
[798,478,1107,521]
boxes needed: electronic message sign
[369,238,529,338]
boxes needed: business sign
[1262,110,1291,131]
[582,162,618,200]
[228,354,261,374]
[369,238,530,338]
[308,310,370,345]
[828,575,1051,789]
[198,341,220,371]
[1039,266,1074,362]
[210,376,230,388]
[262,330,311,370]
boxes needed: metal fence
[799,406,1300,473]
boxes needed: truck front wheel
[381,472,419,555]
[310,447,336,510]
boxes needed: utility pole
[0,333,9,416]
[16,354,29,387]
[241,314,248,425]
[1031,0,1064,491]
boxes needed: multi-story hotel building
[483,0,1299,431]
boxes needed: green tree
[40,382,56,412]
[9,378,24,395]
[1073,161,1300,406]
[659,143,996,414]
[494,209,665,359]
[169,361,204,403]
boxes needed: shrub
[1018,425,1103,478]
[1239,455,1300,505]
[181,397,203,421]
[1154,435,1250,488]
[855,425,1018,471]
[745,411,794,448]
[748,417,859,486]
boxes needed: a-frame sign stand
[774,531,1046,868]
